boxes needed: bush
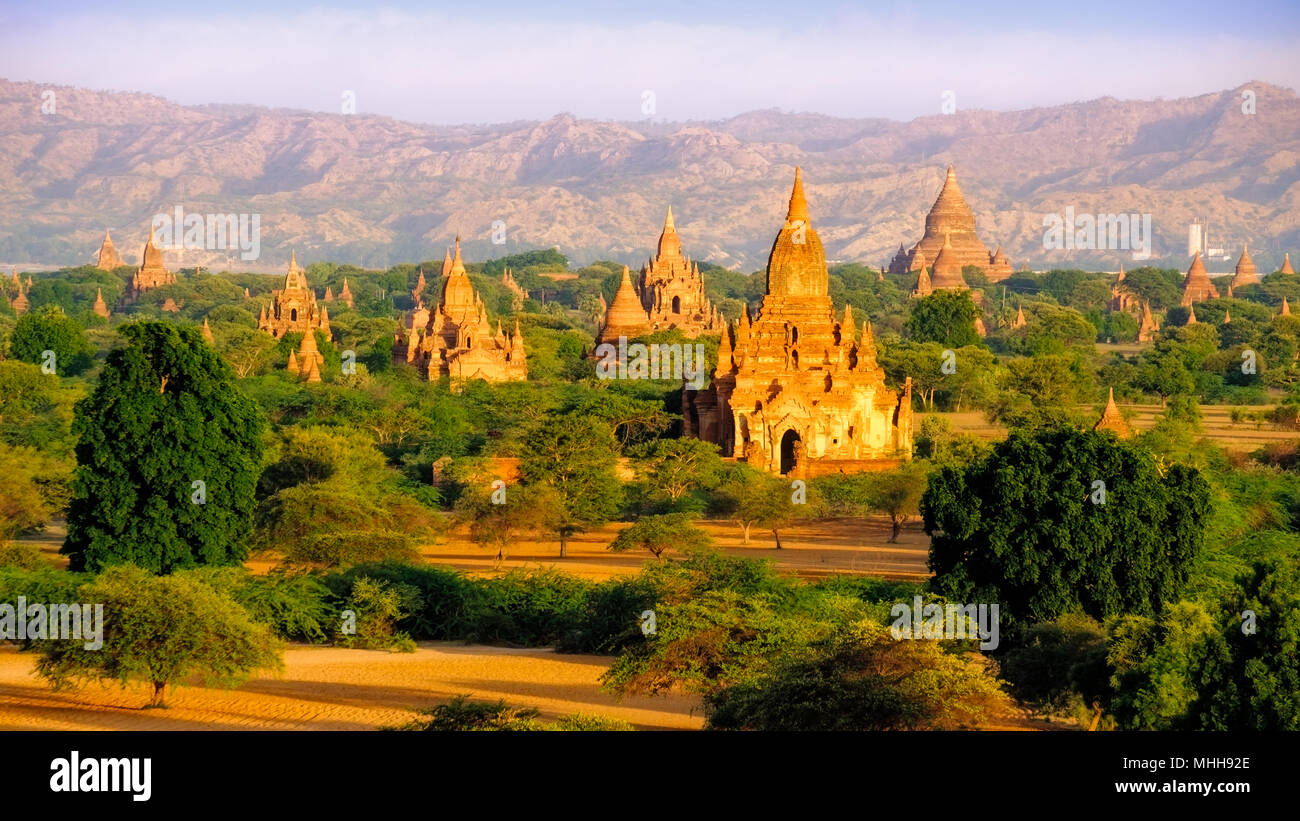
[338,577,420,652]
[180,566,336,642]
[704,621,1012,730]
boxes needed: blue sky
[1,0,1296,123]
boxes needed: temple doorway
[779,429,801,475]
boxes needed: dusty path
[0,643,703,731]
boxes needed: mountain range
[2,78,1297,274]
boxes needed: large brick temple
[683,168,913,477]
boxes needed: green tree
[9,305,96,376]
[36,565,282,707]
[519,413,623,558]
[453,479,557,566]
[63,322,265,573]
[905,289,981,348]
[1189,560,1300,730]
[923,427,1212,629]
[631,438,724,501]
[859,462,930,543]
[608,513,713,560]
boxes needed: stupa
[1137,302,1160,342]
[95,230,124,270]
[683,168,913,477]
[1230,245,1259,288]
[888,166,1011,281]
[1280,253,1295,275]
[92,288,110,318]
[1093,388,1130,437]
[1180,252,1219,306]
[597,265,651,344]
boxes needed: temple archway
[672,295,681,313]
[290,308,298,322]
[779,429,801,475]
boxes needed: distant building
[1180,252,1219,306]
[258,252,331,339]
[95,230,124,270]
[889,166,1012,283]
[122,226,176,304]
[394,238,527,384]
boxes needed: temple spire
[786,166,809,224]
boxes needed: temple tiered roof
[1230,244,1259,288]
[1180,252,1219,306]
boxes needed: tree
[631,438,724,501]
[36,565,282,707]
[859,462,930,543]
[254,427,437,569]
[9,305,95,376]
[608,513,712,560]
[989,354,1090,429]
[452,479,557,566]
[63,322,265,573]
[923,426,1212,629]
[519,413,623,558]
[1188,560,1300,730]
[711,464,810,546]
[0,442,70,541]
[905,289,981,348]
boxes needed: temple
[636,207,724,336]
[122,226,176,303]
[10,269,29,314]
[257,251,332,339]
[683,168,913,477]
[889,166,1011,282]
[92,288,110,318]
[1230,245,1259,288]
[1280,253,1295,275]
[95,230,124,270]
[1137,301,1160,342]
[393,237,527,383]
[1180,252,1219,305]
[501,268,526,310]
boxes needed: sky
[0,0,1297,124]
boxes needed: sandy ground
[0,643,703,731]
[399,516,932,582]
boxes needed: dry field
[0,643,703,731]
[936,403,1297,453]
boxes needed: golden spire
[786,166,809,224]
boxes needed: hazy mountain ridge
[1,78,1297,273]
